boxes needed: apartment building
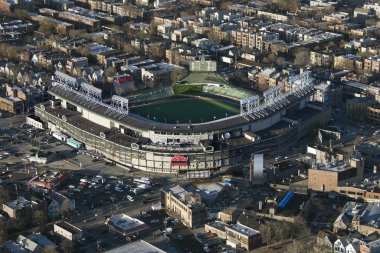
[161,185,206,228]
[310,51,334,67]
[334,54,363,72]
[364,55,380,74]
[2,196,46,225]
[231,30,256,49]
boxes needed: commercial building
[105,214,148,237]
[225,223,262,251]
[54,221,82,241]
[28,171,70,189]
[26,115,46,129]
[161,185,206,228]
[205,221,229,239]
[308,154,365,192]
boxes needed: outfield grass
[131,96,240,123]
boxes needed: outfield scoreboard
[190,58,217,72]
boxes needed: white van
[127,195,134,202]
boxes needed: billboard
[253,154,264,178]
[190,58,217,72]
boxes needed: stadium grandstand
[34,71,331,174]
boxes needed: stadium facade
[35,71,331,173]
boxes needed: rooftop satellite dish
[223,132,231,140]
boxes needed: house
[15,235,43,253]
[48,191,75,219]
[28,233,58,250]
[334,236,362,253]
[360,239,380,253]
[317,230,338,252]
[334,202,380,236]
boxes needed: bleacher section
[128,87,174,104]
[202,84,252,100]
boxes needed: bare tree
[38,19,56,36]
[293,48,310,66]
[277,57,286,65]
[34,209,48,231]
[59,240,73,253]
[0,186,9,205]
[0,226,7,245]
[104,67,117,77]
[43,248,58,253]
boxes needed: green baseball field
[130,96,240,123]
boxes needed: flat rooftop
[315,161,351,172]
[192,182,225,201]
[207,221,228,232]
[55,221,82,234]
[107,214,145,231]
[6,197,36,211]
[167,185,203,208]
[227,223,260,237]
[102,240,165,253]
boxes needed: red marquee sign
[115,76,134,85]
[171,155,189,167]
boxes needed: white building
[48,191,75,219]
[105,214,148,237]
[54,221,82,241]
[334,236,361,253]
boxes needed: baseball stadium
[35,71,331,174]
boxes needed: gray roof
[16,235,43,253]
[2,240,28,253]
[28,233,57,249]
[50,191,69,205]
[102,240,166,253]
